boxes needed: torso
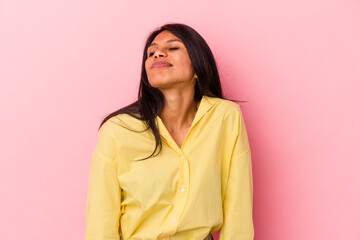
[168,126,191,149]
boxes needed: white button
[181,188,186,192]
[172,218,176,222]
[180,156,184,159]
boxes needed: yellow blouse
[85,95,254,240]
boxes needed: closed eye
[148,47,179,57]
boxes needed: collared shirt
[85,95,254,240]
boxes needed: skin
[145,30,200,148]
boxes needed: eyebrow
[148,39,182,48]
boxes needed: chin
[149,82,171,89]
[148,78,173,89]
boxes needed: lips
[152,61,172,68]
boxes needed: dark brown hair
[99,23,243,160]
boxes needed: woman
[85,23,254,240]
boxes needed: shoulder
[105,113,139,126]
[205,96,243,119]
[99,113,146,136]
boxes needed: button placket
[161,152,190,236]
[175,152,190,227]
[178,155,188,194]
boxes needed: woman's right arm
[85,119,121,240]
[219,106,254,240]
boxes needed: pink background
[1,0,359,239]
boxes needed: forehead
[148,30,182,48]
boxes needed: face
[145,30,197,90]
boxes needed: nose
[154,49,167,58]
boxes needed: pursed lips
[152,61,172,68]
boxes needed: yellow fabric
[85,95,254,240]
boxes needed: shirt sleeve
[85,119,121,240]
[220,107,254,240]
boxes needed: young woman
[85,23,254,240]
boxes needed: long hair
[99,23,244,160]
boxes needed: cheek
[180,59,194,74]
[145,61,151,73]
[182,55,193,70]
[174,54,191,69]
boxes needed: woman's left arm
[219,107,254,240]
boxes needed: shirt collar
[155,95,218,152]
[189,95,217,128]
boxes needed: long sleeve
[85,119,121,240]
[220,108,254,240]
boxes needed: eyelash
[148,47,179,57]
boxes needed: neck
[158,91,199,132]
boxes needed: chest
[167,126,191,149]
